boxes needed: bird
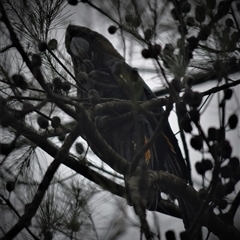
[65,24,192,228]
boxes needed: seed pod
[46,83,53,91]
[190,91,202,108]
[62,81,71,92]
[231,32,240,43]
[225,18,234,28]
[221,140,232,159]
[187,36,199,50]
[165,230,176,240]
[132,16,141,28]
[75,142,84,155]
[37,116,49,129]
[48,39,58,50]
[6,181,15,192]
[202,159,213,171]
[207,0,216,9]
[224,89,233,100]
[170,79,182,93]
[229,157,239,169]
[189,109,200,123]
[186,16,194,27]
[76,72,88,85]
[216,199,228,210]
[182,88,194,105]
[108,25,117,34]
[51,116,61,129]
[38,42,48,52]
[22,102,34,113]
[141,49,151,59]
[181,115,192,133]
[12,74,28,90]
[228,114,238,129]
[198,25,211,41]
[58,134,66,142]
[220,165,232,178]
[176,101,187,118]
[180,231,189,240]
[68,0,78,5]
[88,89,100,105]
[31,54,42,67]
[144,29,153,41]
[52,77,63,91]
[190,135,203,150]
[125,13,133,23]
[195,6,206,23]
[181,1,191,14]
[217,1,231,18]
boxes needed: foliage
[0,0,240,240]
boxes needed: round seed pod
[37,116,49,129]
[225,18,234,28]
[224,89,233,100]
[195,5,206,23]
[22,102,34,113]
[198,25,211,41]
[12,74,28,90]
[132,16,141,28]
[181,115,192,133]
[76,72,88,85]
[221,140,232,159]
[217,1,231,18]
[88,89,100,105]
[46,82,53,91]
[6,181,15,192]
[182,88,194,105]
[125,13,133,23]
[171,8,180,21]
[31,54,42,67]
[216,199,228,210]
[176,101,187,117]
[207,0,216,9]
[190,91,202,108]
[38,42,48,52]
[181,1,191,13]
[108,25,117,34]
[52,77,63,91]
[189,109,200,123]
[75,142,84,155]
[62,81,71,92]
[51,116,61,129]
[186,16,195,27]
[170,79,182,93]
[68,0,78,5]
[229,157,239,169]
[187,36,199,50]
[47,39,58,50]
[228,114,238,129]
[141,49,151,59]
[202,159,213,171]
[144,29,153,41]
[58,134,66,142]
[165,230,176,240]
[190,135,203,150]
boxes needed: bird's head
[65,25,123,68]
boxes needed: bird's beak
[70,37,90,62]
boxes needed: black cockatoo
[65,25,191,226]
